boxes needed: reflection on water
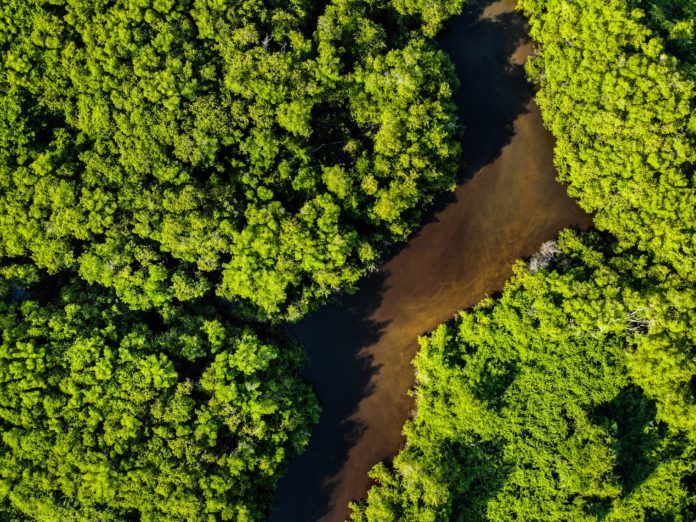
[270,0,592,520]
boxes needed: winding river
[270,0,592,520]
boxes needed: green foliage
[390,0,465,37]
[638,0,696,63]
[351,231,696,521]
[0,0,463,320]
[519,0,696,282]
[0,276,319,520]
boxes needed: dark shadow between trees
[443,0,533,177]
[449,438,512,521]
[592,385,663,497]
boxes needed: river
[269,0,592,520]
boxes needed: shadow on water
[442,0,532,176]
[269,272,390,522]
[418,0,533,221]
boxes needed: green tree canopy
[520,0,696,281]
[0,270,319,520]
[351,231,696,521]
[0,0,463,320]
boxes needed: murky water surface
[270,1,592,520]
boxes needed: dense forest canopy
[352,231,696,521]
[354,0,696,520]
[522,0,695,281]
[1,0,694,519]
[0,268,319,520]
[0,0,462,320]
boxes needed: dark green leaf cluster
[351,231,696,521]
[0,0,462,320]
[637,0,696,64]
[520,0,695,281]
[0,273,319,520]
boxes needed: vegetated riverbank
[270,1,592,520]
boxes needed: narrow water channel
[270,1,592,520]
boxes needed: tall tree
[0,269,319,520]
[0,0,463,320]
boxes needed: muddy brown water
[269,0,592,520]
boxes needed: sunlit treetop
[0,268,319,520]
[0,0,464,320]
[520,0,696,281]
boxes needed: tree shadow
[591,385,663,497]
[587,398,694,522]
[268,271,389,522]
[471,360,518,411]
[681,466,696,520]
[442,0,533,178]
[421,0,535,221]
[449,437,512,521]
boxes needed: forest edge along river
[270,0,592,520]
